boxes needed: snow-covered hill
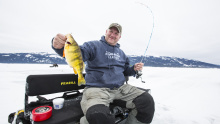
[0,53,219,68]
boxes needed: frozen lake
[1,64,220,124]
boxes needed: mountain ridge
[0,52,219,68]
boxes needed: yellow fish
[63,34,86,86]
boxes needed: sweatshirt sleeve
[123,57,136,76]
[79,41,96,62]
[51,38,64,57]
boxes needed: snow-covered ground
[1,63,220,124]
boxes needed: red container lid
[32,106,52,122]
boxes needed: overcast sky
[0,0,220,65]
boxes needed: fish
[63,34,86,86]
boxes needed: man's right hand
[52,33,67,49]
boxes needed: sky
[0,0,220,65]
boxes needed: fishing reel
[136,70,145,83]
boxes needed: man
[52,23,155,124]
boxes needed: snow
[1,64,220,124]
[25,54,32,58]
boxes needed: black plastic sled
[8,74,150,124]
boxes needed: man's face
[105,27,121,46]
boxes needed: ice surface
[1,64,220,124]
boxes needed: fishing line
[136,2,155,63]
[135,2,155,82]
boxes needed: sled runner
[8,74,150,124]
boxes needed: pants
[80,84,154,124]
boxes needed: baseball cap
[108,23,122,34]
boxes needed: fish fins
[78,74,86,86]
[73,68,77,74]
[63,50,65,57]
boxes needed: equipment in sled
[50,63,58,67]
[8,74,151,124]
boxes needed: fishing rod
[135,2,155,83]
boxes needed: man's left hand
[134,63,144,71]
